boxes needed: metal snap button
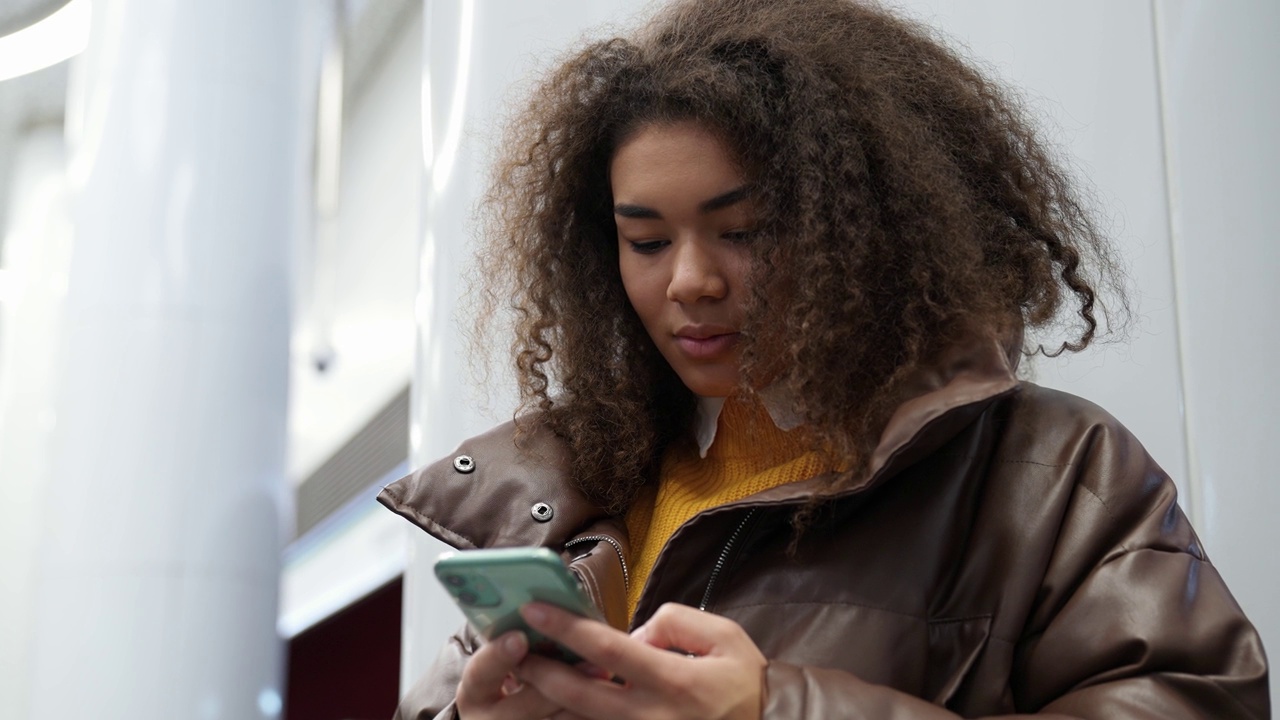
[530,502,554,522]
[453,455,475,473]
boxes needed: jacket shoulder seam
[1073,477,1114,519]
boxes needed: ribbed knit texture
[624,396,826,620]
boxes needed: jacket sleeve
[763,416,1269,719]
[392,623,478,720]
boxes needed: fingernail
[501,675,521,695]
[503,632,527,656]
[522,603,548,626]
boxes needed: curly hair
[475,0,1127,515]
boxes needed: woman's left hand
[515,602,766,720]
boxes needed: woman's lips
[674,332,741,359]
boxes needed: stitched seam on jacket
[716,599,991,626]
[928,613,995,626]
[1001,459,1073,469]
[1018,547,1215,648]
[1187,671,1269,712]
[1073,481,1115,519]
[1083,481,1208,562]
[1103,543,1211,566]
[380,485,481,548]
[401,506,480,549]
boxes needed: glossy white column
[0,126,74,720]
[22,1,305,717]
[404,0,631,689]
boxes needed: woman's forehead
[610,122,747,200]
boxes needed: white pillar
[20,0,305,717]
[0,125,75,720]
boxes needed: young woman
[379,0,1270,717]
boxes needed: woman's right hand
[456,631,565,720]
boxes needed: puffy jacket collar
[378,334,1020,549]
[378,418,592,550]
[749,332,1022,507]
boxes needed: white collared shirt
[694,386,804,458]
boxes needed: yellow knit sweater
[624,396,827,619]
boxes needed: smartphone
[434,546,602,664]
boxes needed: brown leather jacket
[378,338,1269,719]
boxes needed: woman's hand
[515,602,767,720]
[455,630,566,720]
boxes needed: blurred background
[0,1,1275,718]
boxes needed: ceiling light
[0,0,91,83]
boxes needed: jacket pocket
[723,602,992,706]
[925,615,992,707]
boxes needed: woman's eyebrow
[699,186,751,213]
[614,203,662,219]
[614,186,752,219]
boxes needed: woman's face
[611,121,756,397]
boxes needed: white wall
[275,0,424,642]
[1154,0,1280,703]
[286,6,422,485]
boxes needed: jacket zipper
[564,534,630,594]
[699,508,759,611]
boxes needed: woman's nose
[667,240,728,303]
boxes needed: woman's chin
[676,373,740,398]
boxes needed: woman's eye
[722,229,754,243]
[628,240,669,254]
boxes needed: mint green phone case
[434,547,602,664]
